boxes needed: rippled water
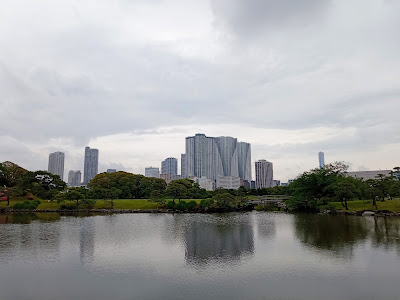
[0,212,399,300]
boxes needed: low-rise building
[216,176,240,190]
[194,176,214,191]
[347,170,392,181]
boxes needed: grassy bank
[329,199,400,212]
[0,198,202,210]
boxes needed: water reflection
[183,214,254,265]
[80,217,95,264]
[294,214,400,258]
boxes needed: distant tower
[48,152,65,180]
[68,170,81,187]
[181,154,187,178]
[145,167,160,178]
[255,160,273,189]
[161,157,178,175]
[319,152,325,168]
[83,147,99,185]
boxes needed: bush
[13,203,24,210]
[200,198,214,209]
[13,200,40,210]
[166,201,175,209]
[176,201,187,211]
[187,200,197,210]
[60,204,76,210]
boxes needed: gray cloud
[0,0,399,179]
[211,0,331,36]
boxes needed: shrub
[13,200,40,210]
[200,198,213,209]
[176,201,187,211]
[59,204,76,210]
[187,200,197,210]
[166,201,175,209]
[13,203,24,210]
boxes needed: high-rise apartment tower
[255,160,273,189]
[83,146,99,185]
[68,170,81,187]
[48,151,65,180]
[161,157,178,175]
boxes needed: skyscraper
[83,147,99,185]
[319,152,325,168]
[237,142,252,182]
[215,136,239,178]
[161,157,178,175]
[145,167,160,178]
[68,170,81,187]
[184,134,251,181]
[48,151,65,180]
[185,134,221,180]
[181,154,186,178]
[255,160,273,189]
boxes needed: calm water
[0,212,399,300]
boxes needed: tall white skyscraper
[83,146,99,185]
[48,151,65,180]
[145,167,160,178]
[184,134,251,181]
[68,170,81,187]
[161,157,178,175]
[255,160,273,189]
[319,152,325,168]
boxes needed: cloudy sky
[1,0,399,181]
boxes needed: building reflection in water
[79,217,95,265]
[183,215,254,265]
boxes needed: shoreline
[1,207,400,217]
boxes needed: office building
[83,147,99,185]
[255,160,273,189]
[184,133,251,182]
[68,170,81,187]
[48,151,65,180]
[107,169,116,173]
[216,176,241,190]
[181,154,187,178]
[145,167,160,178]
[161,157,178,175]
[319,152,325,168]
[250,180,256,189]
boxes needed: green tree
[213,193,238,209]
[149,190,165,208]
[166,181,187,203]
[288,162,349,211]
[334,178,357,210]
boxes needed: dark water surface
[0,212,399,300]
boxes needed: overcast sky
[1,0,399,181]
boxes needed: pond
[0,212,399,299]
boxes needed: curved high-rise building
[237,142,251,182]
[185,134,251,182]
[215,136,239,178]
